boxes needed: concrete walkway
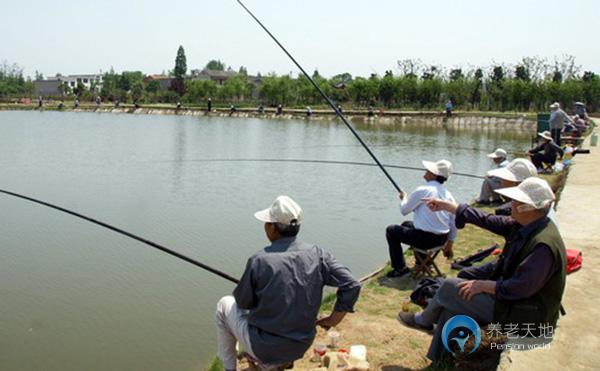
[503,124,600,370]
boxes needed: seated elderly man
[215,196,361,371]
[397,178,566,362]
[528,131,564,172]
[476,148,509,204]
[385,160,457,277]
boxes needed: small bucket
[591,132,598,147]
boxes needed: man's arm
[457,244,556,301]
[400,187,428,216]
[317,250,361,329]
[232,258,257,310]
[494,244,556,300]
[424,199,518,238]
[528,142,544,154]
[552,142,564,158]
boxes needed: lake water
[0,110,531,370]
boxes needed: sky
[2,0,599,79]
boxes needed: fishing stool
[410,245,445,278]
[240,352,294,371]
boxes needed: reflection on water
[0,111,532,370]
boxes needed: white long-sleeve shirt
[399,180,457,241]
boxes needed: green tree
[206,60,225,71]
[172,46,187,96]
[174,46,187,80]
[184,80,217,103]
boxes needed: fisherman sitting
[215,196,360,371]
[385,160,457,278]
[489,158,538,216]
[476,148,508,204]
[398,178,566,362]
[527,131,564,173]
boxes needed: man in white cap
[215,195,360,371]
[385,160,457,278]
[488,158,538,215]
[398,178,566,362]
[549,102,573,145]
[528,130,564,172]
[476,148,509,204]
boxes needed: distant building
[144,75,174,90]
[34,73,103,96]
[61,74,103,90]
[190,68,238,85]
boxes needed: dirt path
[503,124,600,370]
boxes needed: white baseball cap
[487,158,537,182]
[487,148,507,159]
[254,195,303,225]
[422,160,452,179]
[495,177,555,210]
[549,102,560,109]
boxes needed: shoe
[386,267,411,278]
[397,311,434,334]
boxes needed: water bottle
[591,132,598,147]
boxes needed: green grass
[207,356,225,371]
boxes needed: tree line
[2,52,600,112]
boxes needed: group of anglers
[216,149,567,368]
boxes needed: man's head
[487,158,537,187]
[537,130,553,143]
[422,160,452,184]
[495,177,555,225]
[254,195,303,242]
[550,102,560,111]
[487,148,507,164]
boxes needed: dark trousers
[531,152,556,169]
[551,128,561,146]
[386,221,448,271]
[419,278,494,361]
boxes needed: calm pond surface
[0,111,532,370]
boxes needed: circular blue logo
[441,315,481,355]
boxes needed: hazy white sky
[2,0,599,78]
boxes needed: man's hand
[398,191,407,201]
[422,197,459,214]
[316,311,346,330]
[457,280,496,301]
[443,240,454,259]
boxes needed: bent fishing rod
[176,158,485,179]
[0,189,240,284]
[236,0,403,194]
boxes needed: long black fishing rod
[0,189,240,284]
[174,158,485,179]
[235,0,403,194]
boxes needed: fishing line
[0,189,240,284]
[169,158,485,179]
[236,0,403,193]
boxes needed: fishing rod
[0,189,240,284]
[174,158,485,179]
[235,0,403,194]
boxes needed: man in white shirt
[476,148,509,204]
[385,160,458,278]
